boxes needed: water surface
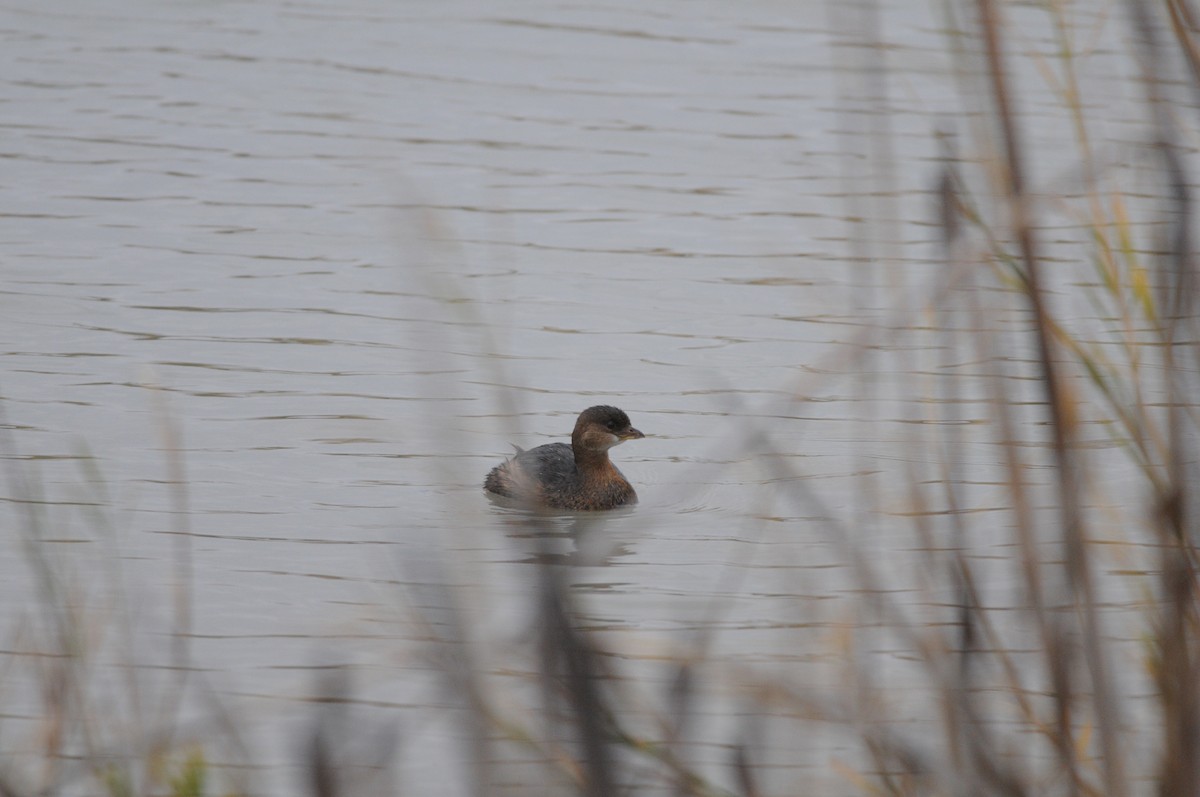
[0,1,1182,793]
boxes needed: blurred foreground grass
[4,2,1200,796]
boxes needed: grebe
[484,405,644,510]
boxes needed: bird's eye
[606,420,617,430]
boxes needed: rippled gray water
[1,0,1186,794]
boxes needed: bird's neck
[571,443,612,473]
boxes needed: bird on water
[484,405,645,511]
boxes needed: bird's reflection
[486,496,636,567]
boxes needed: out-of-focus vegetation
[3,2,1200,796]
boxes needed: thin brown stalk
[950,119,1078,789]
[536,537,616,797]
[1125,3,1200,793]
[976,3,1125,794]
[145,382,196,769]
